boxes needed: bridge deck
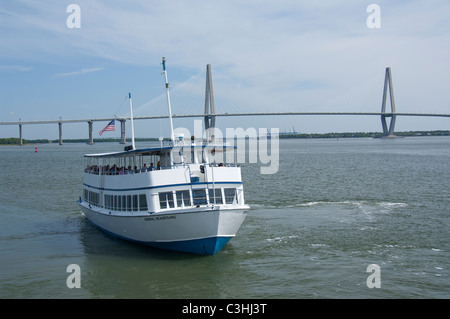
[1,112,449,126]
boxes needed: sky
[1,0,450,140]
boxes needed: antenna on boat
[161,57,175,145]
[129,92,136,150]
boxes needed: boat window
[139,194,148,211]
[104,195,111,210]
[117,196,122,211]
[104,194,147,211]
[159,192,174,209]
[133,195,138,211]
[176,190,191,207]
[84,189,100,206]
[126,195,132,211]
[208,188,223,204]
[114,196,119,210]
[192,189,208,206]
[224,188,238,204]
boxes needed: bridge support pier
[119,119,126,144]
[58,122,63,145]
[381,67,397,138]
[19,123,23,146]
[88,120,94,145]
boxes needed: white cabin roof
[84,144,236,158]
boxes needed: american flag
[99,120,115,136]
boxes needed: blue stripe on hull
[147,236,232,255]
[86,219,232,255]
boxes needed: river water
[0,137,449,298]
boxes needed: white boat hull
[78,201,248,255]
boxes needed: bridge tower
[204,64,216,142]
[381,67,397,137]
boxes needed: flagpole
[129,92,136,150]
[162,57,175,166]
[162,57,175,144]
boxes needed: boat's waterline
[78,202,249,255]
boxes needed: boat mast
[128,92,136,150]
[162,57,175,145]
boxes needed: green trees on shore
[0,137,163,145]
[0,137,50,145]
[1,131,448,145]
[278,130,450,139]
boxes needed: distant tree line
[0,137,166,145]
[1,131,449,145]
[278,130,450,139]
[0,137,50,145]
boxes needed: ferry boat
[77,58,249,255]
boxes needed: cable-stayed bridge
[1,67,449,145]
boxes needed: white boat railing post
[211,163,216,205]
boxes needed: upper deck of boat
[84,144,236,158]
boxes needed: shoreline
[277,130,450,139]
[1,130,449,146]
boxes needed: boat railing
[84,162,240,175]
[205,163,240,168]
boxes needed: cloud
[67,0,449,114]
[1,0,450,117]
[0,65,32,72]
[52,67,104,78]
